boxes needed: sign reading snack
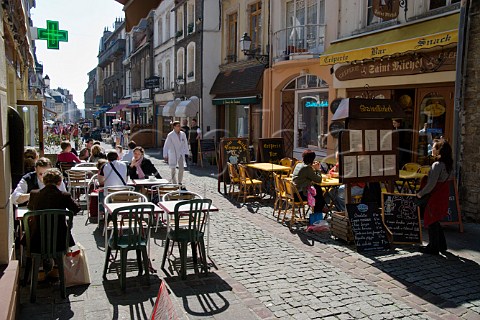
[347,203,390,252]
[258,138,284,164]
[382,193,422,244]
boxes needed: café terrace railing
[273,24,326,62]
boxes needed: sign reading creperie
[335,49,456,81]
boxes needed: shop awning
[127,104,139,109]
[175,96,199,117]
[105,104,128,115]
[162,98,181,117]
[210,64,265,97]
[319,13,459,66]
[212,95,261,105]
[138,102,151,108]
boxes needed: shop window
[225,104,249,138]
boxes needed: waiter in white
[163,121,189,184]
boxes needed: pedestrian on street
[416,139,453,255]
[163,121,189,184]
[181,119,190,163]
[189,119,201,166]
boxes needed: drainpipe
[453,0,471,182]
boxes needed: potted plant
[175,30,183,38]
[188,23,194,34]
[187,71,194,78]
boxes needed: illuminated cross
[37,20,68,50]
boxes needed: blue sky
[31,0,125,109]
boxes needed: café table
[69,166,99,173]
[132,178,169,187]
[246,163,291,196]
[397,170,427,194]
[157,200,219,264]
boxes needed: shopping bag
[308,212,323,225]
[63,243,91,287]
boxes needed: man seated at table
[292,149,326,214]
[11,157,68,207]
[26,168,80,280]
[326,152,364,212]
[79,138,94,161]
[57,140,81,164]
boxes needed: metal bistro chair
[237,164,263,203]
[151,183,182,232]
[161,199,212,280]
[282,178,309,229]
[65,170,89,212]
[102,204,154,291]
[23,209,73,303]
[86,173,100,225]
[102,188,144,237]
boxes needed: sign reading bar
[382,193,422,244]
[347,203,390,252]
[335,49,457,81]
[258,138,284,164]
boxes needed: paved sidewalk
[17,148,480,319]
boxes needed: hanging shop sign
[372,0,400,21]
[335,49,456,81]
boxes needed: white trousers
[170,156,185,184]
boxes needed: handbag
[63,243,91,287]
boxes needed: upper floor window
[429,0,460,10]
[367,0,383,26]
[157,17,163,45]
[176,7,184,38]
[166,12,171,39]
[249,2,262,52]
[286,0,325,51]
[176,49,185,80]
[187,2,195,34]
[227,12,238,63]
[165,60,171,89]
[187,42,195,81]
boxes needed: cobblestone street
[18,149,480,319]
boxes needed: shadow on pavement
[165,272,232,318]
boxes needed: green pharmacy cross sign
[37,20,68,50]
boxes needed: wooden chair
[402,163,421,172]
[396,163,422,192]
[417,165,431,175]
[414,165,431,192]
[279,157,294,168]
[237,164,263,203]
[23,209,73,302]
[86,174,99,225]
[103,188,143,236]
[282,179,308,228]
[102,204,154,291]
[226,163,241,197]
[273,173,288,221]
[161,199,212,279]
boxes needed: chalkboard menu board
[258,138,284,164]
[199,139,216,152]
[441,178,463,232]
[347,203,390,252]
[217,138,250,193]
[381,193,422,244]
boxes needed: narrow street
[18,149,480,319]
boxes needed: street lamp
[239,32,269,66]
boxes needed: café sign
[372,0,400,21]
[335,49,456,81]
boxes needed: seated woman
[88,144,107,163]
[128,146,162,179]
[326,152,364,212]
[57,141,81,164]
[292,149,326,214]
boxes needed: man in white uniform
[163,121,189,184]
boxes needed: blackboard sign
[441,178,463,232]
[258,138,284,164]
[347,203,390,252]
[218,138,249,193]
[381,193,422,244]
[199,139,216,152]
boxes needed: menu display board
[217,138,250,193]
[258,138,284,164]
[347,203,391,252]
[381,193,422,244]
[339,118,399,183]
